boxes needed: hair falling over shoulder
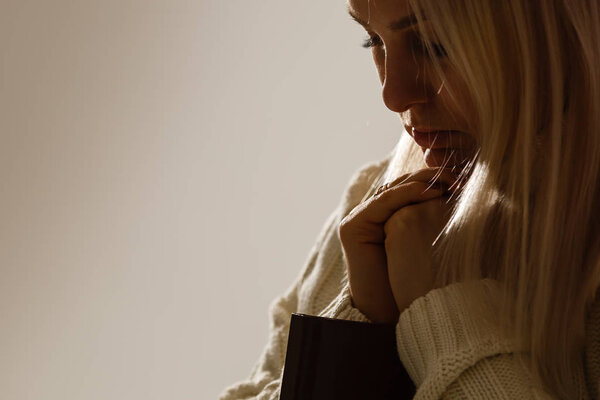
[360,0,600,398]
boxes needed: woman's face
[348,0,479,168]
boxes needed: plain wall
[0,0,400,398]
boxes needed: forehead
[347,0,412,23]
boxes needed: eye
[413,33,448,58]
[362,34,383,49]
[427,41,448,58]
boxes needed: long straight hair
[360,0,600,397]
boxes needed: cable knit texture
[218,156,599,400]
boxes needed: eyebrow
[347,6,423,31]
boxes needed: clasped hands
[339,167,462,324]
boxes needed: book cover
[279,313,416,399]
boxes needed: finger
[379,167,461,194]
[351,181,447,224]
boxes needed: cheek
[453,89,478,140]
[439,73,479,139]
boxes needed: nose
[380,51,429,113]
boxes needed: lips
[411,129,467,149]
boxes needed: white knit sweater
[218,156,597,400]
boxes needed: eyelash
[361,34,448,58]
[361,35,383,49]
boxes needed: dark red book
[279,313,416,399]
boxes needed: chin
[423,148,472,170]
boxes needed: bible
[279,313,416,399]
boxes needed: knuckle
[396,208,418,224]
[385,208,418,233]
[339,212,360,237]
[338,217,351,235]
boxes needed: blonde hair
[361,0,600,397]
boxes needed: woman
[219,0,600,398]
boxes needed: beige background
[0,0,400,398]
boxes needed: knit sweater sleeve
[319,279,372,322]
[395,279,556,399]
